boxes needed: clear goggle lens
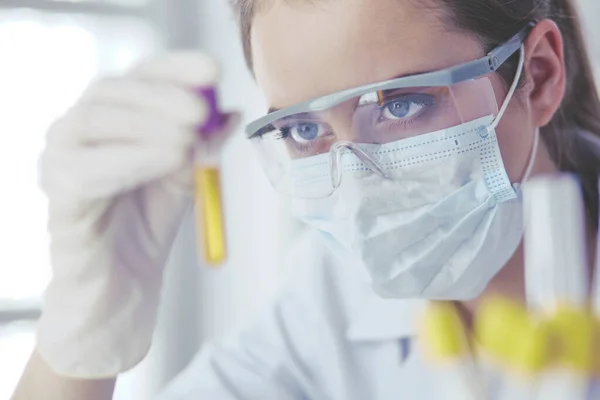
[250,77,499,198]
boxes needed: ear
[522,19,567,128]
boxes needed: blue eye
[377,93,436,123]
[382,100,425,120]
[288,122,326,143]
[385,100,411,118]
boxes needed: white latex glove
[37,52,235,378]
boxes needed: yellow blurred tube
[421,302,468,362]
[476,296,549,400]
[420,302,484,400]
[476,296,550,374]
[195,165,226,266]
[534,306,594,400]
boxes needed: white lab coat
[154,131,600,399]
[155,230,441,400]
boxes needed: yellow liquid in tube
[195,166,226,265]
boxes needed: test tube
[476,296,550,400]
[522,174,593,400]
[523,174,589,312]
[420,302,484,400]
[195,87,227,266]
[592,177,600,313]
[588,178,600,400]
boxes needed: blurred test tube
[588,178,600,400]
[420,302,485,400]
[523,174,593,400]
[476,296,549,400]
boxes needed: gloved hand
[36,52,235,378]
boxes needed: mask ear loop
[329,141,390,189]
[489,46,525,132]
[485,45,538,189]
[520,128,539,184]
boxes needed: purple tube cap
[196,86,227,139]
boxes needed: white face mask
[291,47,539,300]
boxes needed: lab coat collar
[346,296,427,342]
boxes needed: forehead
[251,0,484,109]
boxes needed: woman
[13,0,600,398]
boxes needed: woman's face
[250,0,543,182]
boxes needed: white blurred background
[0,1,295,398]
[0,0,598,399]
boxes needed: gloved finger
[46,163,193,245]
[79,77,208,126]
[128,51,220,87]
[40,142,192,199]
[47,103,197,148]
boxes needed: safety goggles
[246,23,535,199]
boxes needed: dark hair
[231,0,600,229]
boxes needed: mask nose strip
[329,141,390,189]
